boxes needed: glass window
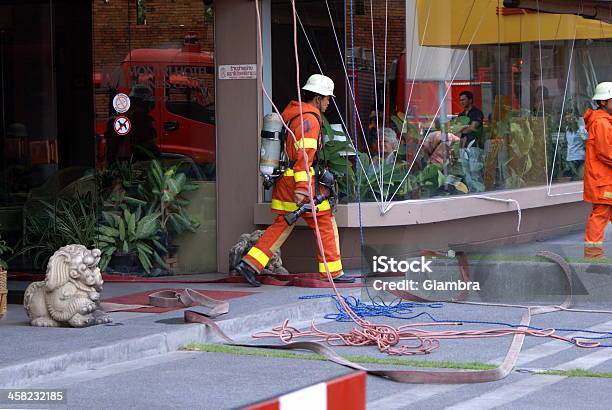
[1,1,94,272]
[283,0,612,204]
[93,2,217,276]
[165,65,215,125]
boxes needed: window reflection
[298,0,612,203]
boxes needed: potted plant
[95,207,167,275]
[21,193,97,269]
[97,157,142,198]
[137,160,200,261]
[0,230,12,321]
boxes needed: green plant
[95,207,167,273]
[412,163,447,197]
[507,116,535,187]
[22,194,97,268]
[390,112,420,142]
[319,113,463,201]
[97,157,144,201]
[353,153,394,201]
[356,154,448,201]
[319,143,357,201]
[448,115,470,135]
[318,115,358,201]
[112,157,139,188]
[322,141,452,202]
[138,160,200,243]
[491,113,536,188]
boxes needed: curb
[0,289,359,389]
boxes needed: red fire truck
[95,34,215,168]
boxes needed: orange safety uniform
[583,107,612,258]
[243,101,344,279]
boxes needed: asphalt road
[9,321,612,410]
[4,228,611,409]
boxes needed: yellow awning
[417,0,612,47]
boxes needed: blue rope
[320,1,612,349]
[299,294,612,347]
[300,294,443,321]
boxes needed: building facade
[0,0,610,276]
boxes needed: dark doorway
[0,0,94,270]
[55,0,95,168]
[271,0,346,124]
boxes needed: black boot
[235,261,261,287]
[320,273,356,283]
[332,276,356,283]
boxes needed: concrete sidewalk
[1,226,611,398]
[0,280,360,389]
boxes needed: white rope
[383,194,523,232]
[381,0,390,194]
[458,300,612,315]
[536,0,550,182]
[380,0,525,231]
[383,0,577,222]
[368,0,383,189]
[294,10,383,208]
[546,4,584,198]
[385,0,433,202]
[383,0,494,211]
[253,1,301,167]
[473,196,522,232]
[295,0,578,226]
[323,0,386,207]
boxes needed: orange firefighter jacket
[583,108,612,205]
[270,101,331,215]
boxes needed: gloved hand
[294,192,309,205]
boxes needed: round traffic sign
[113,93,131,114]
[113,116,131,136]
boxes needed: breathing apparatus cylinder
[260,113,284,177]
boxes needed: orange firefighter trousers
[242,212,343,279]
[584,204,612,258]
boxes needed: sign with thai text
[218,64,257,80]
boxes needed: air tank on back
[260,113,284,176]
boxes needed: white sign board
[114,116,131,136]
[218,64,257,80]
[112,93,131,114]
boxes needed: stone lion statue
[229,230,289,275]
[24,245,112,327]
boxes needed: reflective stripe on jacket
[270,101,330,215]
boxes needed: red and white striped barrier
[243,371,366,410]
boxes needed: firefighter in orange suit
[583,82,612,259]
[235,74,354,286]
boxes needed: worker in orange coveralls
[235,74,355,286]
[583,82,612,259]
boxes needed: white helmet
[302,74,335,97]
[592,82,612,101]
